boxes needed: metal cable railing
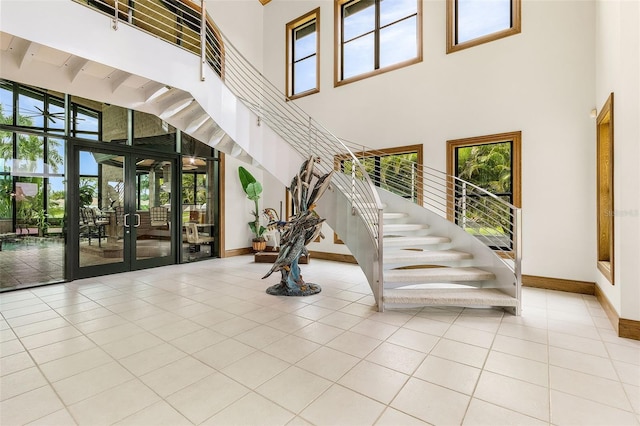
[72,0,520,293]
[337,140,522,274]
[73,0,384,246]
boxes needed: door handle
[123,213,130,228]
[134,213,140,228]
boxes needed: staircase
[0,0,521,314]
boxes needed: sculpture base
[266,282,321,297]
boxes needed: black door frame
[67,139,180,280]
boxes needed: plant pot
[252,240,267,252]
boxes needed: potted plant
[238,166,267,251]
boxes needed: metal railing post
[514,208,523,314]
[112,0,119,30]
[200,0,206,81]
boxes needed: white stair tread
[383,212,409,220]
[383,235,451,247]
[384,267,495,283]
[383,288,518,307]
[384,223,429,232]
[384,249,472,263]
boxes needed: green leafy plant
[238,166,267,242]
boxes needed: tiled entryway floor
[1,256,639,425]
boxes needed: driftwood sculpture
[264,157,333,296]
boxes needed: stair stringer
[377,189,520,314]
[314,185,382,309]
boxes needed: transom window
[286,9,320,99]
[447,0,521,53]
[336,0,422,86]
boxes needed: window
[287,9,320,99]
[447,132,521,250]
[447,0,521,53]
[597,93,614,284]
[335,0,422,86]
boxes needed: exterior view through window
[447,0,521,53]
[287,9,320,98]
[337,0,421,84]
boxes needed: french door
[70,143,178,279]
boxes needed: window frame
[334,0,423,87]
[286,8,320,100]
[596,93,614,284]
[446,0,521,54]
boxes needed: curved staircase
[0,0,522,314]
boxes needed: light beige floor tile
[28,335,96,364]
[262,334,321,363]
[484,350,548,387]
[391,377,470,425]
[148,318,203,341]
[293,304,335,321]
[349,318,399,340]
[318,311,363,330]
[549,346,618,379]
[12,316,71,338]
[221,351,289,389]
[300,384,385,426]
[286,416,314,426]
[53,361,134,405]
[1,302,52,319]
[386,328,440,353]
[4,309,60,329]
[114,401,192,426]
[86,323,145,346]
[0,351,34,377]
[210,316,261,336]
[454,314,502,333]
[0,339,25,358]
[492,334,549,363]
[63,307,114,324]
[403,316,451,337]
[257,366,332,413]
[189,308,236,327]
[294,321,345,345]
[0,385,64,425]
[474,371,549,422]
[326,330,382,358]
[169,327,227,354]
[443,323,496,348]
[623,383,640,414]
[548,330,609,357]
[20,326,82,350]
[68,379,160,425]
[338,360,409,404]
[497,322,548,344]
[375,407,429,425]
[266,314,314,333]
[140,356,215,398]
[605,341,640,365]
[201,391,295,425]
[25,408,77,426]
[120,342,186,376]
[550,365,633,411]
[365,341,426,375]
[339,302,376,318]
[430,338,489,368]
[235,324,289,349]
[413,355,481,395]
[463,398,548,426]
[40,346,112,382]
[101,331,164,359]
[550,389,638,426]
[615,360,640,387]
[134,311,183,331]
[296,346,360,381]
[0,328,16,342]
[242,306,286,323]
[167,372,249,424]
[193,338,255,370]
[0,367,48,401]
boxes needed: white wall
[262,0,598,281]
[595,0,640,320]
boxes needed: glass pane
[0,81,14,124]
[293,20,316,61]
[380,153,418,200]
[79,149,124,267]
[135,157,172,261]
[343,33,375,79]
[380,16,417,68]
[47,138,65,175]
[343,0,375,41]
[380,0,417,27]
[75,105,99,135]
[0,174,11,221]
[293,56,317,94]
[18,88,45,128]
[457,0,512,44]
[47,97,65,131]
[133,110,177,152]
[16,134,44,175]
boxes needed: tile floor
[1,255,639,425]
